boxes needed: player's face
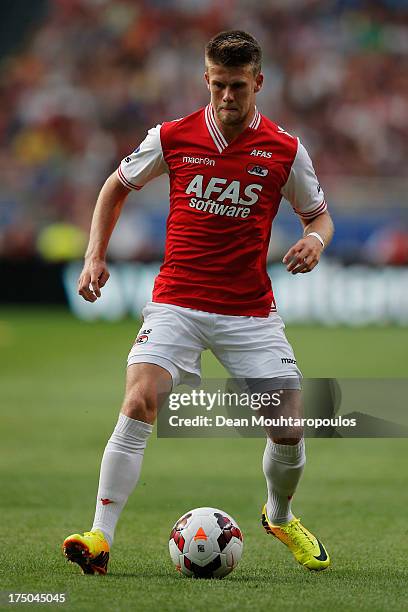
[205,62,263,127]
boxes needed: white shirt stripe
[253,111,261,130]
[205,105,225,153]
[249,107,260,129]
[207,105,228,149]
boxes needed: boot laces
[284,519,315,551]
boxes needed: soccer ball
[168,507,243,578]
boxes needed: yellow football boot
[62,529,109,575]
[261,504,330,571]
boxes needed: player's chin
[219,112,243,126]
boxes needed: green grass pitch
[1,308,408,611]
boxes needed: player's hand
[78,258,110,302]
[282,235,323,274]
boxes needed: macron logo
[183,156,215,166]
[250,149,272,158]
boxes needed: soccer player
[63,31,334,575]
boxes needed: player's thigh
[213,313,303,442]
[127,301,206,388]
[212,312,302,384]
[121,363,172,424]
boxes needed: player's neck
[213,106,256,143]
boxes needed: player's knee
[121,391,157,424]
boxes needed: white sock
[263,438,306,525]
[91,414,153,546]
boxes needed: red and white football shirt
[117,105,327,317]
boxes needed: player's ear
[254,72,264,93]
[204,71,210,90]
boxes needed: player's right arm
[78,173,130,302]
[78,124,168,302]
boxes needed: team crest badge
[136,334,149,344]
[135,328,152,345]
[246,163,269,177]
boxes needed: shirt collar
[205,104,261,153]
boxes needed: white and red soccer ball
[169,507,243,578]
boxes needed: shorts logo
[281,357,297,364]
[247,163,268,177]
[135,329,152,344]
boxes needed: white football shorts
[127,301,302,388]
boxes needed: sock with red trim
[91,414,153,545]
[262,438,306,525]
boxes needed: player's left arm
[280,139,334,274]
[283,211,334,274]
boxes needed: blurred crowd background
[1,0,408,266]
